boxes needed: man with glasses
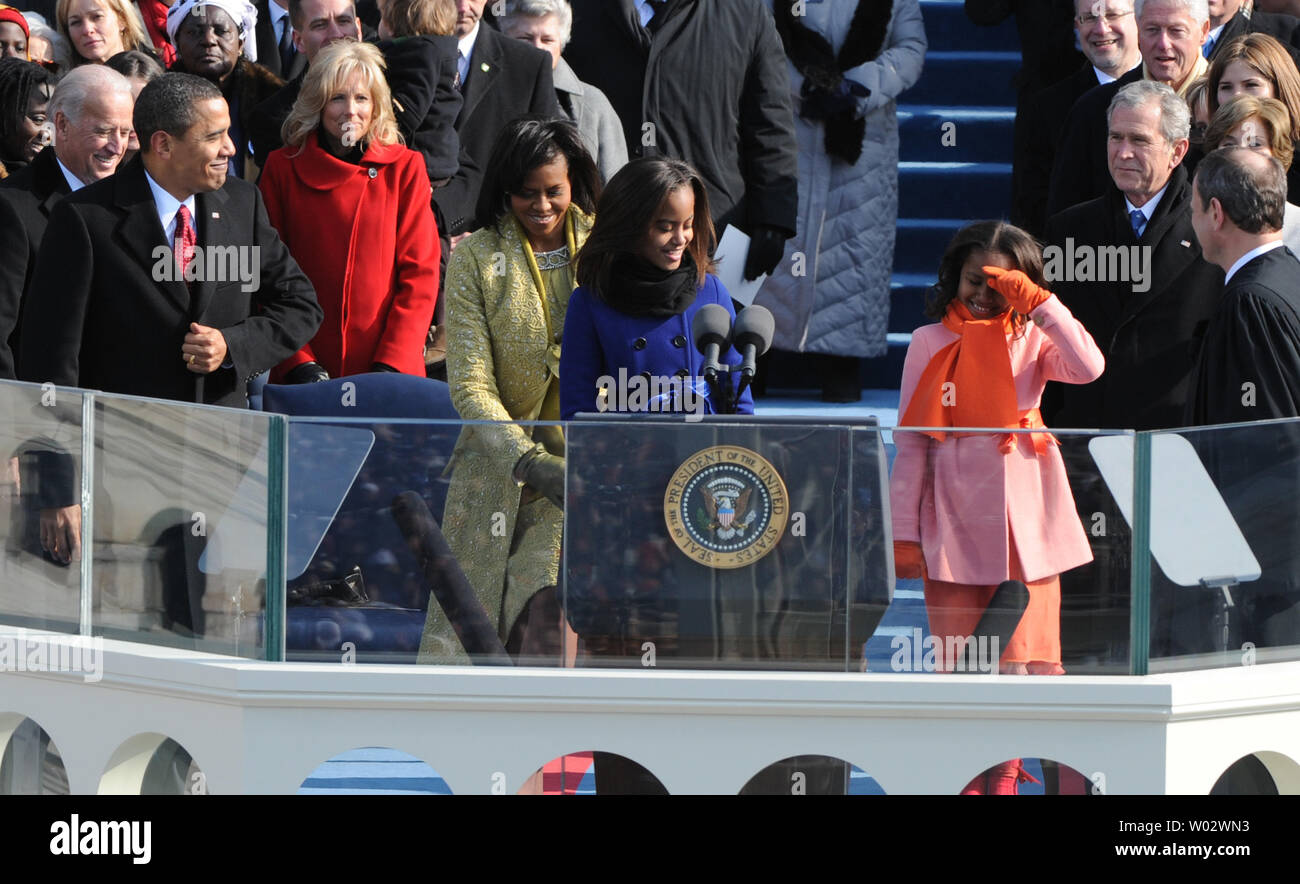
[1049,0,1212,217]
[1014,0,1142,235]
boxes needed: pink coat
[891,296,1105,584]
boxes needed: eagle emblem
[703,478,756,540]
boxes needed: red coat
[259,134,440,379]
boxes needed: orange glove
[982,266,1051,315]
[894,540,924,579]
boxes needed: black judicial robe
[1186,246,1300,426]
[1173,246,1300,655]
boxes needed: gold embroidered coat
[418,208,594,662]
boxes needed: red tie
[175,203,196,286]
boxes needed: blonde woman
[258,40,439,382]
[56,0,150,65]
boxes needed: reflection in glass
[565,420,892,671]
[0,716,69,794]
[91,396,274,657]
[740,756,883,795]
[1146,424,1300,668]
[0,382,84,633]
[298,747,451,795]
[961,758,1093,795]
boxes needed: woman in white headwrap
[166,0,283,179]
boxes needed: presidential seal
[664,445,788,569]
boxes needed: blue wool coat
[560,274,755,419]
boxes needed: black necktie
[647,0,669,33]
[278,18,295,75]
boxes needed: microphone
[732,305,774,398]
[691,303,732,382]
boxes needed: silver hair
[1075,0,1135,16]
[1135,0,1210,26]
[22,14,73,74]
[48,65,135,125]
[1108,79,1192,144]
[500,0,573,48]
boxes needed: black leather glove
[284,361,331,384]
[799,77,869,120]
[513,445,565,509]
[744,225,788,280]
[371,362,399,373]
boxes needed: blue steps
[901,51,1022,106]
[898,161,1014,222]
[920,0,1019,53]
[899,106,1018,164]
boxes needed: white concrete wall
[1,629,1297,794]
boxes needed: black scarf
[316,128,365,165]
[598,252,698,318]
[774,0,893,165]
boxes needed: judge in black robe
[1186,245,1300,425]
[1179,151,1300,658]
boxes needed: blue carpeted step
[918,0,1020,54]
[901,50,1021,107]
[892,217,969,275]
[889,274,935,333]
[898,106,1017,164]
[861,335,909,390]
[898,160,1012,219]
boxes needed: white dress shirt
[457,21,480,87]
[55,157,86,193]
[1225,240,1286,284]
[1125,181,1169,235]
[1094,59,1140,86]
[635,0,656,27]
[270,0,291,46]
[143,168,197,246]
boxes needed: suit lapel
[1089,189,1134,330]
[113,160,191,314]
[1217,13,1247,53]
[39,188,64,217]
[613,0,651,51]
[32,149,70,216]
[1119,170,1199,322]
[1139,166,1182,241]
[459,28,503,124]
[190,186,232,322]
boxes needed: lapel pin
[212,212,220,219]
[481,62,490,73]
[1181,240,1190,247]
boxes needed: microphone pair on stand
[691,304,775,414]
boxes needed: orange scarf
[901,301,1017,435]
[900,303,1053,455]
